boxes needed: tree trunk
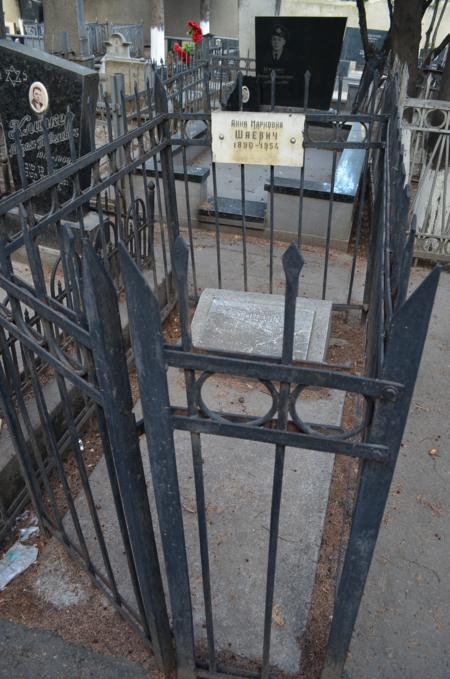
[437,48,450,101]
[200,0,210,35]
[150,0,165,63]
[390,0,423,96]
[356,0,371,60]
[0,0,6,39]
[424,0,440,54]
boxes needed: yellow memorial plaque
[211,111,305,167]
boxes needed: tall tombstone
[19,0,44,23]
[255,17,347,110]
[0,40,98,210]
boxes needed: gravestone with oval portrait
[0,39,98,210]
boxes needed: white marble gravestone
[104,33,132,59]
[192,289,332,362]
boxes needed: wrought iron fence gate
[0,71,440,679]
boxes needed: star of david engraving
[5,65,23,87]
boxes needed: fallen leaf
[272,603,286,628]
[182,504,196,514]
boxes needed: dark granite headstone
[19,0,43,23]
[222,76,260,112]
[337,59,350,78]
[255,17,346,110]
[340,27,387,68]
[0,40,98,209]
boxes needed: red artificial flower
[173,42,182,55]
[187,20,201,31]
[187,19,203,44]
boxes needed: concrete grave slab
[63,366,344,674]
[191,288,332,362]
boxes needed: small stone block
[192,289,332,362]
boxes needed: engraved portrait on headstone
[255,17,347,110]
[261,24,290,76]
[28,81,48,114]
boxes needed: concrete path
[0,619,149,678]
[344,267,450,679]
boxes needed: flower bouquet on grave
[173,20,203,65]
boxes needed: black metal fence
[0,70,440,679]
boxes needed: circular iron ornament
[195,371,279,426]
[94,218,117,254]
[424,108,447,130]
[288,384,368,440]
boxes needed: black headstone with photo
[255,17,346,110]
[0,40,98,210]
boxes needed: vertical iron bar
[261,245,304,679]
[297,71,310,249]
[118,242,196,679]
[82,242,175,676]
[211,161,222,288]
[146,80,171,307]
[173,237,216,670]
[154,73,180,250]
[181,130,199,298]
[269,69,276,294]
[322,76,343,301]
[347,109,376,302]
[237,71,248,291]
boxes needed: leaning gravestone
[0,40,98,210]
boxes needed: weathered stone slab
[192,288,332,362]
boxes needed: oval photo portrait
[29,81,49,114]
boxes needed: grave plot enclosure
[0,70,440,679]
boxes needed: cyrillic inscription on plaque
[212,111,304,167]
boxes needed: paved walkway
[344,267,450,679]
[0,619,149,679]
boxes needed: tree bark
[356,0,371,60]
[0,0,6,39]
[200,0,210,34]
[390,0,423,95]
[150,0,165,63]
[424,0,440,54]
